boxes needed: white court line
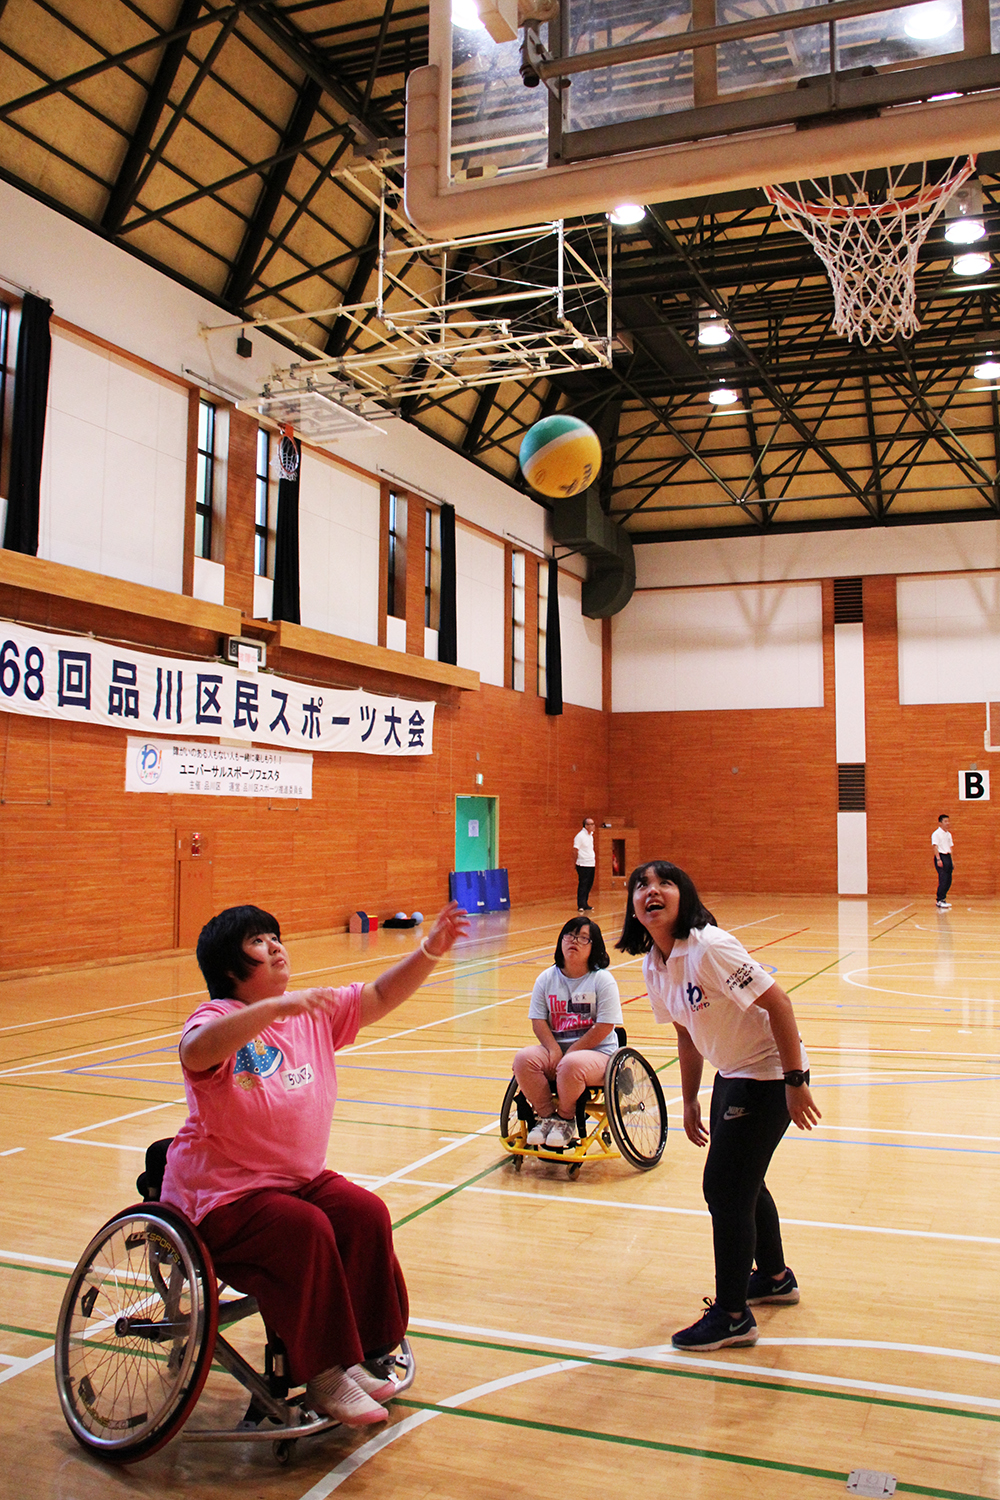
[0,1030,182,1079]
[296,1320,998,1497]
[50,1097,186,1145]
[296,1362,584,1498]
[874,904,915,923]
[0,1147,25,1156]
[0,1249,79,1268]
[389,1178,1000,1246]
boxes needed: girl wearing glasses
[512,917,623,1150]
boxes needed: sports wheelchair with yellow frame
[499,1029,667,1178]
[53,1141,414,1466]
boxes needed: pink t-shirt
[160,984,362,1224]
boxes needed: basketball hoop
[763,157,977,345]
[275,422,300,481]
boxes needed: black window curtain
[545,555,563,716]
[3,292,52,556]
[438,501,457,665]
[271,472,300,623]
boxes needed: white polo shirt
[643,924,806,1081]
[931,827,954,855]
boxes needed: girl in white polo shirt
[617,861,820,1352]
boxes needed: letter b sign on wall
[959,769,990,800]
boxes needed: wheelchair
[54,1141,414,1466]
[499,1029,668,1178]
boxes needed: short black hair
[196,905,282,999]
[938,813,950,823]
[616,861,716,955]
[555,915,610,970]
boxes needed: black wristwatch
[783,1069,807,1088]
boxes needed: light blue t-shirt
[528,965,623,1056]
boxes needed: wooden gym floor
[1,890,998,1500]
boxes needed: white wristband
[420,936,440,961]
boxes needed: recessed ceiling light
[945,217,986,244]
[903,1,958,38]
[452,0,485,30]
[607,203,645,225]
[954,252,992,276]
[974,358,1000,380]
[708,387,738,405]
[698,316,732,346]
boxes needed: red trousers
[196,1171,408,1383]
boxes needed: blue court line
[785,1136,1000,1156]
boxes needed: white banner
[126,738,313,798]
[0,624,434,755]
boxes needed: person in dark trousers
[573,816,596,913]
[932,813,954,909]
[617,861,820,1352]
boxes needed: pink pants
[196,1170,408,1383]
[512,1044,609,1118]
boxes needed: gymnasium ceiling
[2,0,1000,542]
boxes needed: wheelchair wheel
[604,1047,667,1169]
[500,1076,528,1148]
[55,1204,218,1463]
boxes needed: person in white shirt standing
[617,860,820,1352]
[932,813,954,909]
[573,817,596,914]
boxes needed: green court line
[871,914,917,941]
[786,954,848,992]
[391,1158,508,1229]
[0,1260,70,1280]
[0,1321,53,1341]
[0,1082,170,1103]
[408,1329,999,1425]
[394,1398,993,1499]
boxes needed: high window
[537,557,548,698]
[387,490,403,618]
[195,399,216,560]
[254,427,272,577]
[0,300,12,502]
[511,549,525,691]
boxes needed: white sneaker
[545,1116,578,1149]
[305,1366,388,1427]
[347,1363,396,1402]
[526,1116,555,1146]
[937,901,951,909]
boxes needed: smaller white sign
[126,737,312,798]
[468,819,479,837]
[959,768,990,801]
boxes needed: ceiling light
[607,203,645,226]
[698,314,732,346]
[944,217,986,244]
[974,358,1000,380]
[708,387,738,405]
[452,0,486,30]
[953,252,992,276]
[902,1,958,37]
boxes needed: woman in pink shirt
[161,900,468,1428]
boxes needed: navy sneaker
[747,1267,800,1305]
[671,1299,758,1351]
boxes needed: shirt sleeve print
[701,930,774,1011]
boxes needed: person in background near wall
[932,813,954,909]
[573,817,596,914]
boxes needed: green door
[455,796,496,871]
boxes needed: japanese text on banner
[0,625,434,755]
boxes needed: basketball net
[276,421,300,481]
[764,156,977,345]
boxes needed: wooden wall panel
[607,576,838,896]
[864,573,998,897]
[0,675,609,970]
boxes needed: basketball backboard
[405,0,1000,236]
